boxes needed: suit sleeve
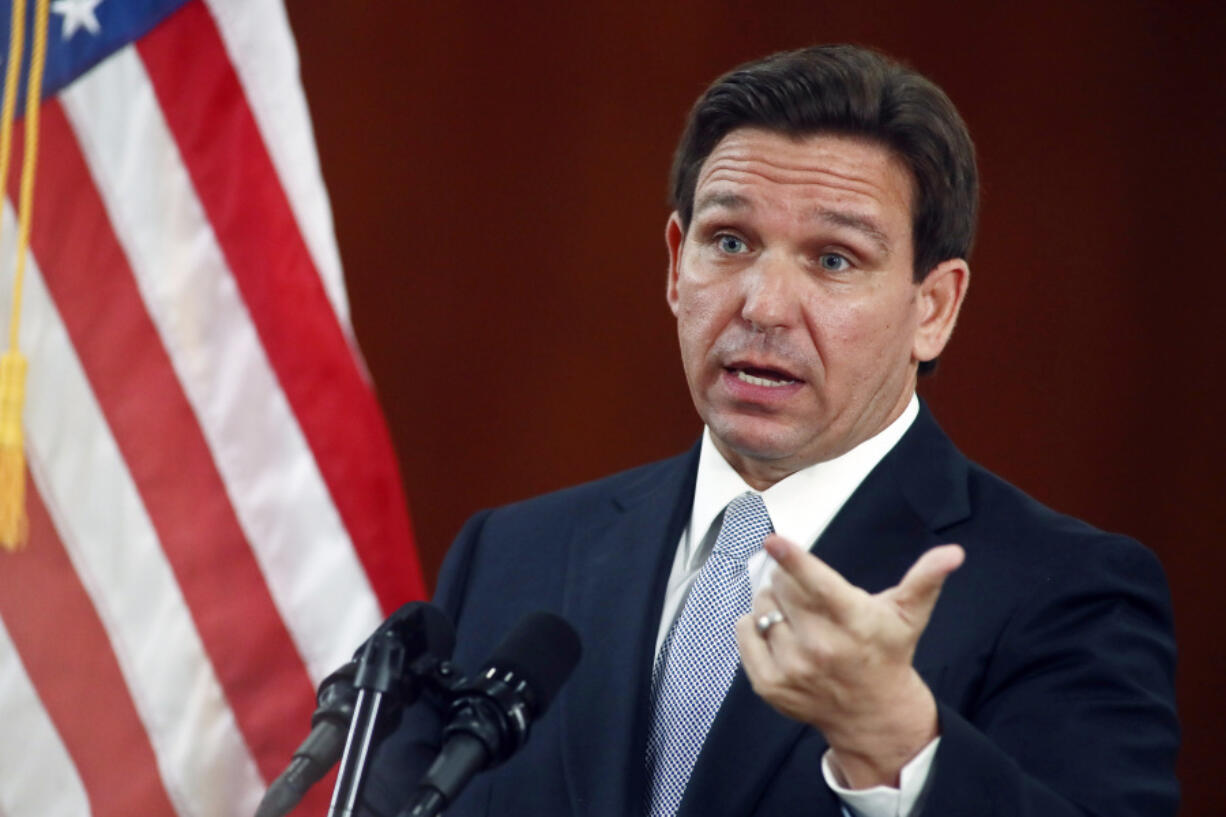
[358,510,494,817]
[919,535,1179,817]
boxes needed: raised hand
[736,535,964,788]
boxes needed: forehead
[692,128,914,228]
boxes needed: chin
[707,415,803,464]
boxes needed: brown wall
[287,3,1225,812]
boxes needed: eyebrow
[814,209,892,256]
[694,192,894,257]
[693,191,750,215]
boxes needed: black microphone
[256,602,455,817]
[401,611,582,817]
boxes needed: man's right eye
[717,234,747,254]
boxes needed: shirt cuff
[820,737,940,817]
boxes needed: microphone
[401,611,582,817]
[256,602,455,817]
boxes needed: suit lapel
[679,405,970,816]
[560,448,699,817]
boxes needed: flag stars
[51,0,104,40]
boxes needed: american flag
[0,1,425,815]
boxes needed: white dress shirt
[654,395,935,817]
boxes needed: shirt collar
[684,394,920,577]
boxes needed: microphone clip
[440,665,538,765]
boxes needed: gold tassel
[0,0,50,551]
[0,350,26,550]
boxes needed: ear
[912,258,970,364]
[665,212,685,317]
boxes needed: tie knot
[712,491,773,561]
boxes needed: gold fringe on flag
[0,0,51,551]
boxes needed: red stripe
[0,476,179,817]
[10,100,326,814]
[138,0,425,611]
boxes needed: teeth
[736,369,794,387]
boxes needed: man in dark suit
[361,44,1178,817]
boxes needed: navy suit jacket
[361,405,1179,816]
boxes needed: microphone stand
[327,629,406,817]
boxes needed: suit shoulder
[433,447,695,634]
[956,458,1165,588]
[482,448,696,523]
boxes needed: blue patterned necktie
[645,491,774,817]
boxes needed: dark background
[287,2,1224,812]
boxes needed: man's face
[667,128,967,488]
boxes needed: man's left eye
[819,253,851,272]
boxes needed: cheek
[802,297,912,369]
[677,279,737,343]
[801,299,865,354]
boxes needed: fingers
[748,583,789,644]
[760,538,965,629]
[763,534,861,621]
[739,541,963,747]
[889,544,964,625]
[736,612,771,672]
[736,606,796,689]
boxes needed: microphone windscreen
[486,611,581,714]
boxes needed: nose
[740,254,801,333]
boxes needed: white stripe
[60,46,382,683]
[201,0,352,336]
[0,200,264,816]
[0,618,92,817]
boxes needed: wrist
[825,674,938,789]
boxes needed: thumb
[890,544,965,625]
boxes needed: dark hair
[670,45,978,373]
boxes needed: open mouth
[728,366,799,388]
